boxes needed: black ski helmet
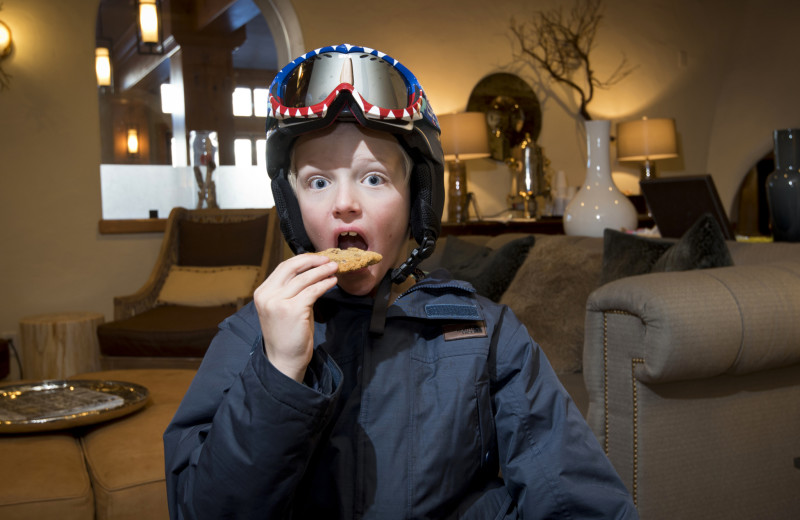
[265,44,444,283]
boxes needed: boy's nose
[332,184,361,217]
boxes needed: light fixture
[616,117,678,179]
[95,47,112,87]
[127,128,139,155]
[136,0,163,55]
[439,112,491,222]
[0,18,12,91]
[0,20,11,57]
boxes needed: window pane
[255,139,266,168]
[234,138,253,166]
[253,88,269,117]
[161,83,180,114]
[232,87,253,117]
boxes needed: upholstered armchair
[97,207,284,369]
[583,251,800,519]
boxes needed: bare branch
[510,0,636,121]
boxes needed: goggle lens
[275,51,415,111]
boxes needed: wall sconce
[616,117,678,180]
[439,112,491,223]
[95,47,112,87]
[127,128,140,156]
[0,20,11,57]
[0,18,13,91]
[136,0,163,55]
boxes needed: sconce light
[127,128,139,156]
[439,112,491,223]
[0,18,12,91]
[136,0,163,55]
[616,117,678,180]
[95,47,112,87]
[0,20,11,57]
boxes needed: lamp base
[447,160,470,223]
[640,160,657,180]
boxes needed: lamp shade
[440,112,491,161]
[138,0,160,44]
[617,117,678,161]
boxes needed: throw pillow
[499,235,604,374]
[440,235,536,302]
[157,265,260,306]
[600,212,734,285]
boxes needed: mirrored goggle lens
[277,52,414,110]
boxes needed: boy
[164,44,637,519]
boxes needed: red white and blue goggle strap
[267,44,439,130]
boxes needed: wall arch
[254,0,304,66]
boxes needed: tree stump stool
[19,312,105,380]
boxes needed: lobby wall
[0,0,798,336]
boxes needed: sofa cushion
[0,432,94,519]
[97,305,235,357]
[500,235,603,374]
[437,234,536,301]
[601,213,734,285]
[72,369,196,520]
[157,265,259,306]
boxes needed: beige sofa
[427,232,800,518]
[584,257,800,519]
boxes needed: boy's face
[293,123,411,296]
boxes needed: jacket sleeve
[163,304,342,520]
[489,306,639,519]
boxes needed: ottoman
[0,368,196,520]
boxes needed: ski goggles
[267,44,438,130]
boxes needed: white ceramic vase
[563,119,638,237]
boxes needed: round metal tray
[0,379,149,434]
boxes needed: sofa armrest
[584,262,800,384]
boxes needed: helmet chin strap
[390,231,437,284]
[372,231,436,336]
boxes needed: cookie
[313,247,383,273]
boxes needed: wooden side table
[19,312,105,380]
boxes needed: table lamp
[616,117,678,179]
[439,112,491,222]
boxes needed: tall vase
[765,128,800,242]
[563,120,638,237]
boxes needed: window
[234,138,253,166]
[253,88,269,117]
[232,87,253,117]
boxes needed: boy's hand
[254,254,339,382]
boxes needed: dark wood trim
[98,219,167,234]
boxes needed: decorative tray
[0,380,149,434]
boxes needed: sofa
[425,228,800,519]
[584,257,800,519]
[2,229,798,518]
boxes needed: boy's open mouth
[337,231,368,251]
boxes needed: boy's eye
[364,174,385,186]
[309,177,329,190]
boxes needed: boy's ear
[271,176,313,254]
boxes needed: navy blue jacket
[164,271,637,519]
